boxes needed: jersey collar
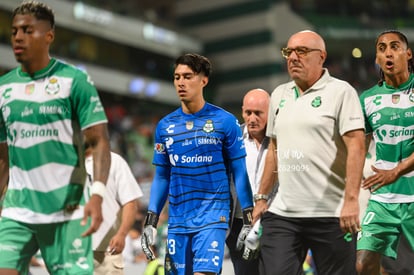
[290,68,330,98]
[17,58,57,80]
[383,73,414,90]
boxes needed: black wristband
[242,207,253,225]
[144,211,159,228]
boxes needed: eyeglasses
[281,47,322,59]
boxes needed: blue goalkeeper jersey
[152,103,246,233]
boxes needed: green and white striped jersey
[0,58,107,223]
[360,74,414,203]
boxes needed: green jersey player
[0,1,111,274]
[357,30,414,275]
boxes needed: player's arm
[230,157,253,211]
[84,124,111,186]
[108,199,138,255]
[148,165,170,214]
[141,165,170,260]
[363,130,414,191]
[230,156,256,252]
[365,133,372,153]
[0,142,9,211]
[253,138,278,223]
[81,123,111,236]
[341,129,365,233]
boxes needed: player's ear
[46,28,54,45]
[406,48,413,61]
[201,76,208,87]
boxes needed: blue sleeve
[148,165,170,215]
[230,157,253,210]
[223,116,246,160]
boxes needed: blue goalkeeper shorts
[165,228,226,275]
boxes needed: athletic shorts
[357,200,414,259]
[0,217,93,275]
[165,228,226,275]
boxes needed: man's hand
[236,207,253,251]
[253,199,268,224]
[340,199,360,234]
[141,211,159,260]
[107,233,126,255]
[362,165,398,192]
[81,195,103,237]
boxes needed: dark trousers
[259,212,356,275]
[226,218,260,275]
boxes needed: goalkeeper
[140,53,254,275]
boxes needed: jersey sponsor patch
[154,143,165,153]
[25,84,34,95]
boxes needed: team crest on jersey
[25,84,34,95]
[311,96,322,108]
[186,121,194,130]
[392,94,400,104]
[203,120,214,133]
[409,92,414,103]
[45,78,60,95]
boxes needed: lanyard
[254,136,269,184]
[242,124,269,192]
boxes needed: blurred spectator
[85,145,143,275]
[123,220,147,264]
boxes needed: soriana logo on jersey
[169,153,213,166]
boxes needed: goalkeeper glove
[236,207,253,251]
[242,219,262,260]
[141,211,159,261]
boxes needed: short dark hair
[174,53,212,77]
[13,1,55,29]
